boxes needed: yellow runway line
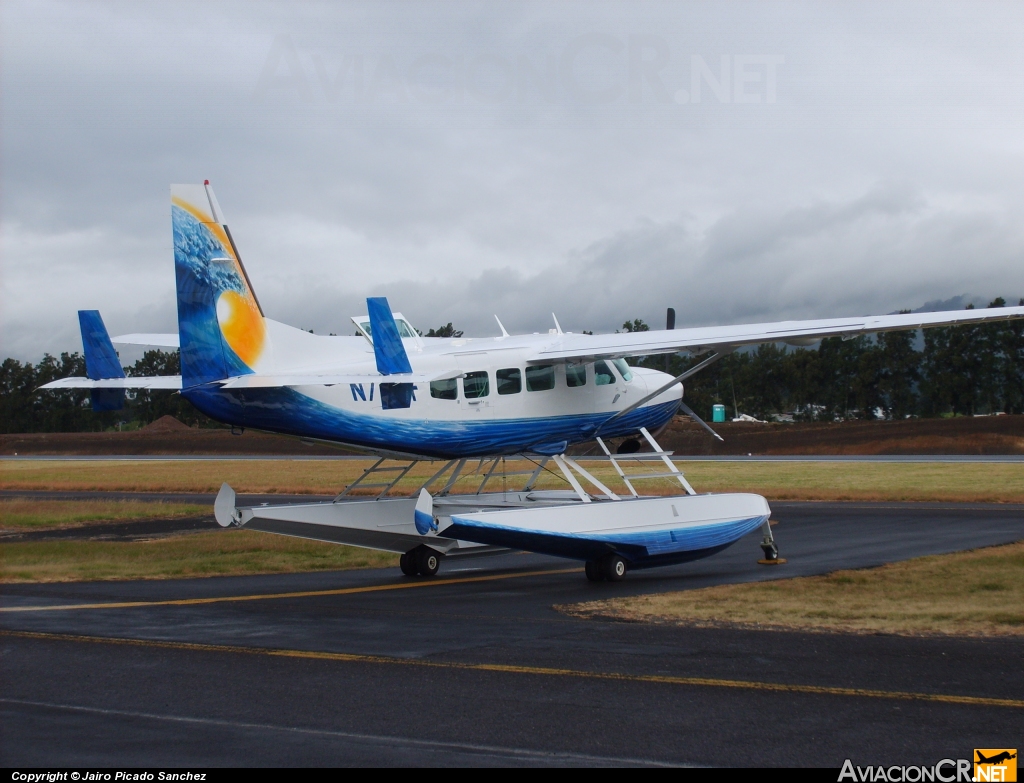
[0,567,579,613]
[3,629,1022,710]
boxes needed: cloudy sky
[2,1,1023,361]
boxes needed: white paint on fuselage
[259,318,682,422]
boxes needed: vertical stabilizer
[171,181,267,387]
[78,310,125,411]
[367,297,413,375]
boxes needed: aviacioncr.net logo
[839,759,973,782]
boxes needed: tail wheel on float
[584,560,604,582]
[416,547,441,577]
[603,554,627,582]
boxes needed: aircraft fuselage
[182,333,683,458]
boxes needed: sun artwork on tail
[171,190,267,371]
[217,290,264,368]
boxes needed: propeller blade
[596,349,727,435]
[678,400,724,442]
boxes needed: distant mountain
[911,294,990,313]
[887,294,1016,316]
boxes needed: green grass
[0,499,210,531]
[561,541,1024,637]
[3,458,1022,502]
[0,528,398,583]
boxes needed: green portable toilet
[712,404,726,423]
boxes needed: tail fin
[367,297,413,375]
[78,310,125,411]
[171,181,267,387]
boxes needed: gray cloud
[3,1,1023,359]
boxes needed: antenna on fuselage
[494,315,510,338]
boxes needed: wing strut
[678,400,724,442]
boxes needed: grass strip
[0,499,210,531]
[3,459,1023,502]
[561,541,1024,637]
[0,529,397,583]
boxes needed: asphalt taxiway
[2,500,1023,766]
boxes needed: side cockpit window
[594,360,616,386]
[496,368,521,395]
[430,378,458,400]
[463,371,489,398]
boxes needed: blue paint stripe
[444,514,768,564]
[184,386,680,458]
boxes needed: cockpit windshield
[612,359,634,382]
[356,318,417,339]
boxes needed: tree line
[0,350,209,434]
[628,298,1024,421]
[1,303,1021,433]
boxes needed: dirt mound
[141,416,192,433]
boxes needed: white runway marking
[0,697,680,767]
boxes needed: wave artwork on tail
[172,182,267,387]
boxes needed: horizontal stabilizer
[111,333,180,348]
[39,376,182,390]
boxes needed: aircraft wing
[39,376,183,390]
[530,305,1024,362]
[110,333,180,348]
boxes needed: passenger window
[612,359,634,382]
[526,364,555,392]
[565,364,587,388]
[594,360,616,386]
[463,371,489,398]
[496,368,521,395]
[429,378,458,400]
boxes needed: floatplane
[43,182,1024,581]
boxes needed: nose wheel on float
[400,545,442,577]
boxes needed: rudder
[171,181,267,387]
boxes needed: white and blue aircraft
[43,182,1024,581]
